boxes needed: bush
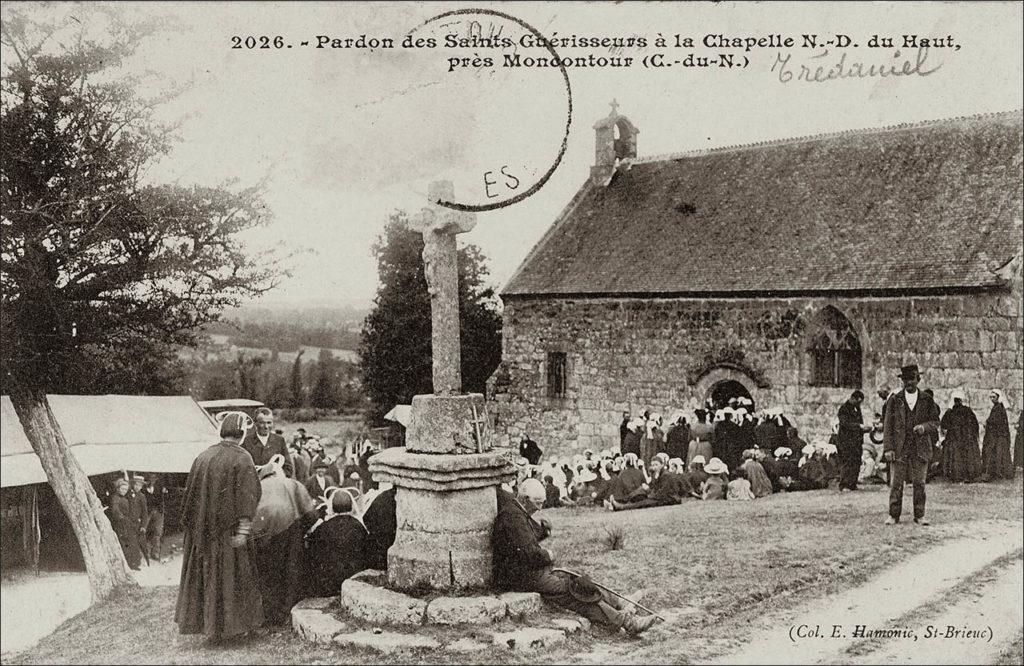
[604,525,626,551]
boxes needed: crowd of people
[105,474,168,570]
[512,376,1022,515]
[175,411,398,641]
[174,409,662,642]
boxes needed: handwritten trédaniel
[771,47,941,84]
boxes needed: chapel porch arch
[693,366,760,409]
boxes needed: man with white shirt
[883,365,940,526]
[241,407,294,478]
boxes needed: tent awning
[383,405,412,427]
[1,395,219,488]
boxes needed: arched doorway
[708,379,754,412]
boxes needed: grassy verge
[8,477,1021,665]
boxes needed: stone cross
[405,181,477,395]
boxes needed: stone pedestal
[406,393,489,453]
[369,445,515,592]
[369,392,514,593]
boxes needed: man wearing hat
[304,459,332,501]
[492,478,659,635]
[128,474,150,564]
[141,475,168,562]
[883,365,940,525]
[109,477,143,570]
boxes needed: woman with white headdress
[940,389,981,483]
[981,389,1014,481]
[252,454,317,625]
[305,489,368,596]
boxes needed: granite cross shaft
[405,181,477,395]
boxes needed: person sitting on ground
[543,475,567,509]
[605,453,646,503]
[305,490,368,596]
[609,456,683,511]
[727,467,755,501]
[492,478,660,636]
[678,455,709,498]
[858,447,882,484]
[361,485,397,570]
[740,449,774,498]
[701,458,729,500]
[789,445,829,491]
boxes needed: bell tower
[590,99,638,187]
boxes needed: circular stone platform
[292,570,594,654]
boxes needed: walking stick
[551,568,667,622]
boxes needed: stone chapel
[488,106,1024,455]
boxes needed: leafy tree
[310,348,339,409]
[289,349,305,407]
[0,11,283,600]
[359,212,502,423]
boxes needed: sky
[5,1,1023,307]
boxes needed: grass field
[8,477,1022,665]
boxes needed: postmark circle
[409,8,573,212]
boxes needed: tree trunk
[8,386,138,601]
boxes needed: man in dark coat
[519,434,543,466]
[304,461,332,501]
[305,491,367,597]
[618,412,631,453]
[491,479,658,636]
[109,478,142,570]
[362,487,397,570]
[940,391,981,483]
[241,408,293,478]
[883,365,940,526]
[290,443,311,485]
[141,475,167,562]
[176,412,264,641]
[837,390,872,491]
[129,475,149,564]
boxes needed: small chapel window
[809,309,862,388]
[546,351,567,398]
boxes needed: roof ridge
[632,109,1024,165]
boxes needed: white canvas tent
[383,404,411,428]
[1,395,220,488]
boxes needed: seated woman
[609,457,682,511]
[700,458,729,500]
[677,455,708,498]
[739,450,774,498]
[305,490,368,597]
[604,454,646,504]
[727,467,755,501]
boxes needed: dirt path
[0,554,182,659]
[850,559,1023,665]
[714,520,1023,665]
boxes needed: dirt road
[714,519,1023,665]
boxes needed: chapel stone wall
[489,266,1023,458]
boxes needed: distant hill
[204,303,370,353]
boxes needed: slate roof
[503,111,1023,297]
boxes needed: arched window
[808,307,862,388]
